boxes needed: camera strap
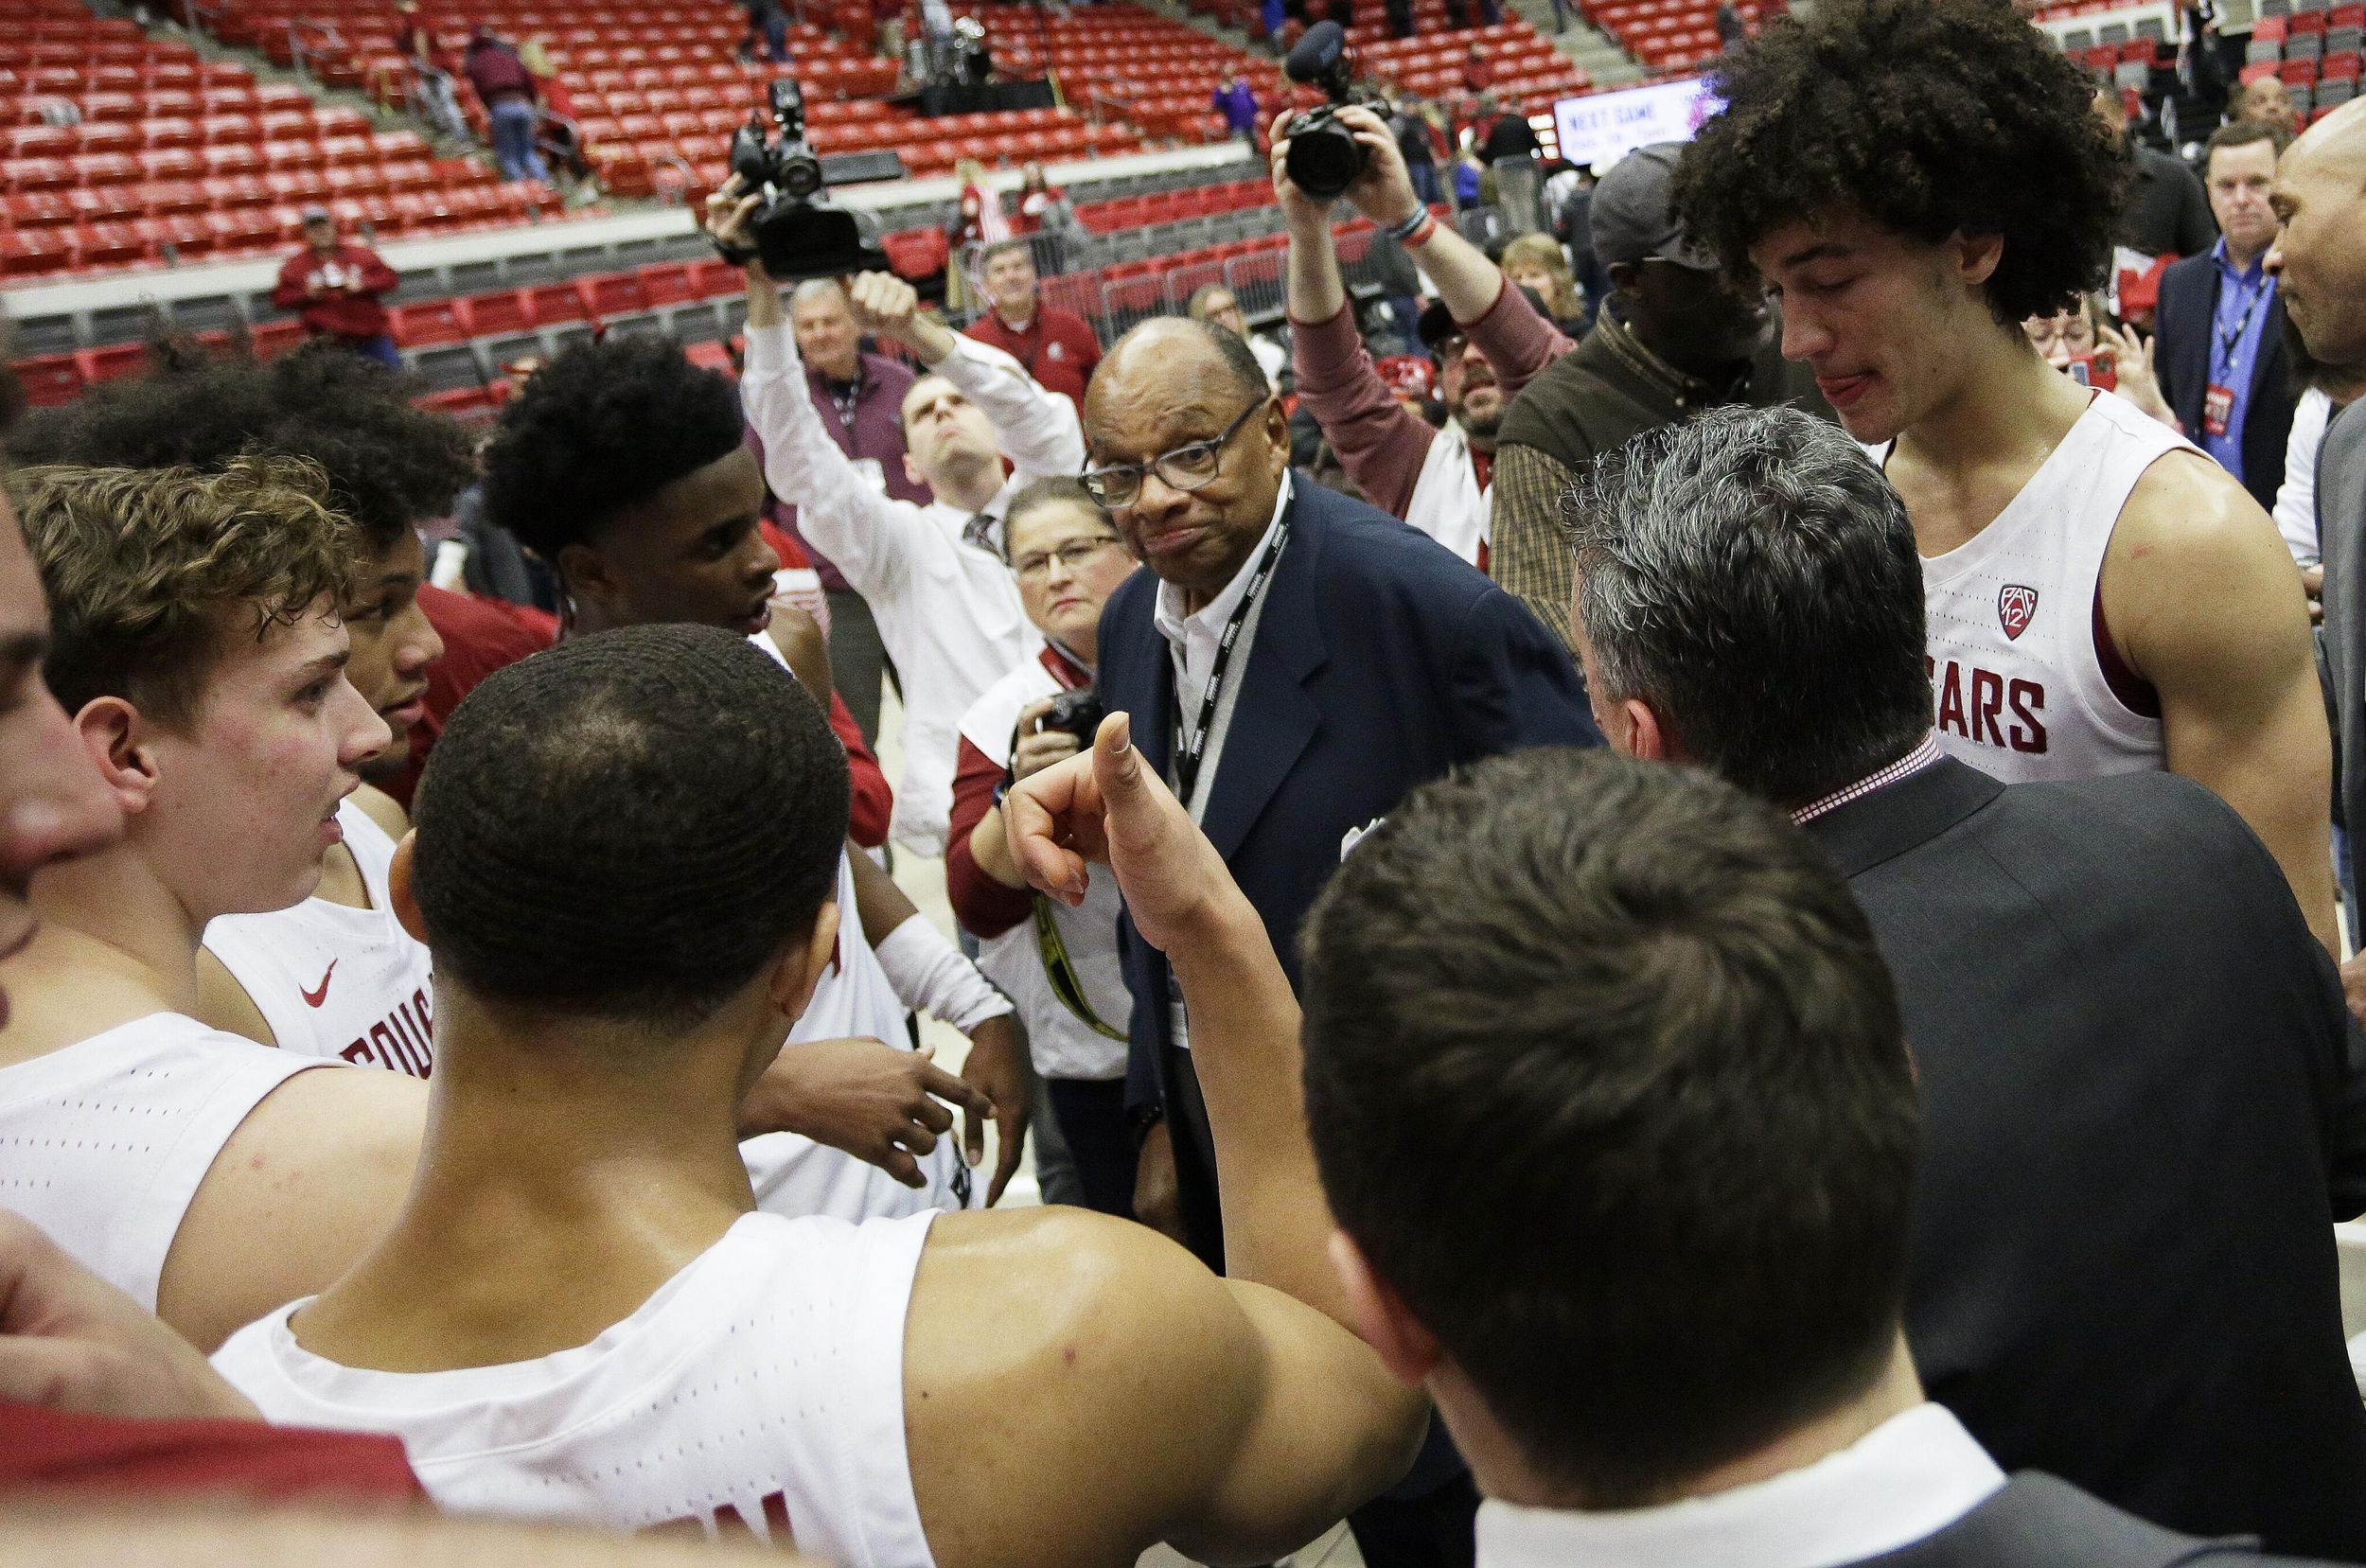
[1172,506,1291,807]
[1032,897,1130,1042]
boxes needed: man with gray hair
[1563,403,2366,1559]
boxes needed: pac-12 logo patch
[1998,584,2039,642]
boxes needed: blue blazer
[1095,476,1600,1129]
[2151,251,2294,514]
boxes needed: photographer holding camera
[713,180,1087,860]
[1273,59,1570,566]
[946,477,1138,1219]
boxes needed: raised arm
[713,190,928,600]
[845,272,1086,482]
[2110,451,2339,954]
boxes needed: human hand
[1332,104,1422,228]
[739,1036,994,1189]
[1004,712,1235,954]
[958,1015,1032,1205]
[700,175,767,273]
[1133,1121,1188,1245]
[0,1209,256,1422]
[1268,108,1335,230]
[846,271,925,343]
[2097,324,2172,427]
[2304,563,2325,625]
[1011,697,1084,782]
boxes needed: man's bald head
[1083,318,1288,608]
[2269,99,2366,369]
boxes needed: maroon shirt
[962,306,1103,409]
[270,243,398,341]
[0,1401,421,1500]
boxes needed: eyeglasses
[2023,318,2096,351]
[1080,398,1266,509]
[1013,534,1122,582]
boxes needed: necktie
[962,510,998,555]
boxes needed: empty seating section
[1355,23,1590,109]
[948,1,1286,142]
[1581,0,1770,70]
[0,0,557,279]
[2229,3,2363,118]
[191,0,1140,190]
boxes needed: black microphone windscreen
[1285,20,1347,82]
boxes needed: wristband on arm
[873,913,1015,1034]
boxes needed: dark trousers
[1047,1076,1135,1217]
[824,587,892,746]
[1161,1045,1479,1568]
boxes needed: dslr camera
[722,79,902,281]
[1280,21,1378,202]
[1038,688,1107,744]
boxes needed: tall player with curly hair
[1673,0,2337,951]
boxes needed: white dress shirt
[743,322,1082,854]
[1475,1403,2005,1568]
[2273,386,2332,569]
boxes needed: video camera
[724,79,904,281]
[1280,22,1379,202]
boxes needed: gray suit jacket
[1845,1474,2347,1568]
[2321,399,2366,902]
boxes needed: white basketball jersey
[213,1209,939,1565]
[202,800,435,1075]
[0,1013,319,1308]
[1913,391,2184,784]
[741,851,977,1220]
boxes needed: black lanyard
[2213,272,2271,384]
[1173,507,1291,807]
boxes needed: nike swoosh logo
[302,959,338,1009]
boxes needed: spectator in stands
[1386,0,1415,38]
[1566,404,2366,1559]
[1715,0,1745,46]
[1013,163,1068,233]
[2092,81,2215,261]
[1278,105,1572,563]
[392,0,469,144]
[1489,141,1816,652]
[965,238,1104,409]
[462,26,548,185]
[738,0,789,63]
[1189,283,1290,391]
[1460,44,1492,95]
[520,39,597,201]
[948,157,1010,313]
[2151,121,2295,511]
[1388,96,1442,204]
[1214,69,1260,149]
[1500,232,1589,333]
[1475,95,1541,169]
[946,477,1138,1217]
[767,275,930,745]
[270,208,401,369]
[2234,71,2301,138]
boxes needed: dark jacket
[2118,142,2217,260]
[2152,249,2295,511]
[2322,400,2366,895]
[1807,757,2366,1559]
[1094,476,1599,1263]
[1849,1472,2352,1568]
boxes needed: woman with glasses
[2022,292,2176,427]
[946,478,1142,1217]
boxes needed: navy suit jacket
[1095,477,1598,1246]
[2152,251,2295,513]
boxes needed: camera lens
[1287,121,1366,202]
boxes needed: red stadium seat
[392,298,472,346]
[9,352,83,405]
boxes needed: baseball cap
[1588,141,1718,272]
[1417,282,1552,353]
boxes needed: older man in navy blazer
[1081,316,1597,1568]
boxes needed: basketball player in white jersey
[0,460,432,1351]
[475,333,1030,1204]
[215,625,1424,1566]
[7,348,475,1075]
[1670,0,2339,951]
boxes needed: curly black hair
[1670,0,2126,326]
[9,342,475,554]
[478,336,747,561]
